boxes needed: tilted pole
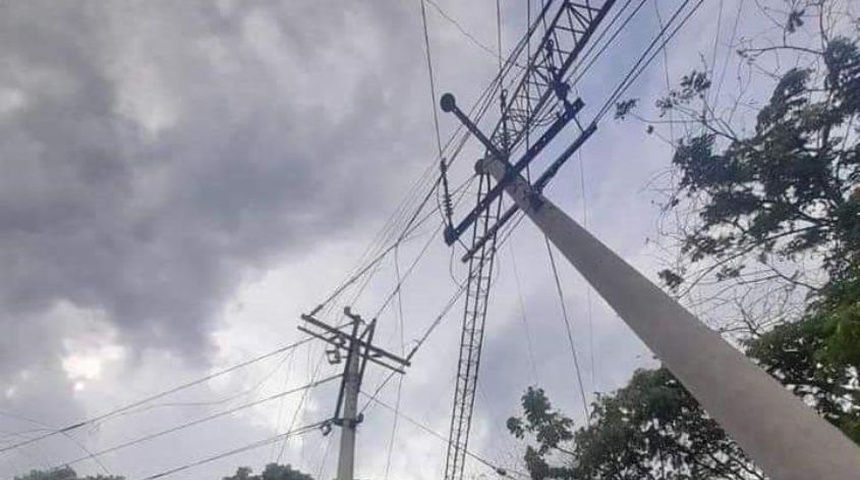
[478,155,860,480]
[336,330,360,480]
[299,308,410,480]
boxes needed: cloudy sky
[0,0,837,479]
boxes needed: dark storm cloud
[0,0,428,360]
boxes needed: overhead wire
[46,375,341,471]
[707,0,726,108]
[276,350,329,464]
[269,347,300,461]
[544,238,591,421]
[714,0,746,105]
[383,246,407,480]
[0,336,317,455]
[358,282,467,416]
[425,0,506,63]
[508,243,539,384]
[135,420,327,480]
[419,0,444,158]
[577,148,598,395]
[566,0,649,89]
[0,411,112,477]
[125,347,296,412]
[594,0,706,123]
[360,391,528,479]
[315,434,333,480]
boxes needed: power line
[276,350,329,464]
[567,0,649,88]
[425,0,499,61]
[707,0,726,108]
[269,347,300,461]
[544,237,591,421]
[594,0,705,122]
[0,336,318,456]
[507,243,539,384]
[136,420,327,480]
[0,411,112,477]
[359,283,467,416]
[383,246,407,480]
[359,391,526,478]
[127,348,296,412]
[419,0,444,158]
[372,222,442,319]
[49,375,341,470]
[713,0,745,104]
[576,147,598,395]
[344,0,529,294]
[496,0,503,71]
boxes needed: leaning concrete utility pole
[299,308,410,480]
[437,80,860,477]
[474,146,860,480]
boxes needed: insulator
[440,158,454,225]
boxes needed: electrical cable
[269,347,299,461]
[121,348,296,413]
[315,433,333,480]
[0,336,317,455]
[496,0,503,72]
[276,350,329,464]
[566,0,648,89]
[383,247,408,480]
[544,237,591,421]
[576,146,598,395]
[419,0,444,158]
[360,391,528,479]
[508,243,539,384]
[707,0,726,108]
[47,375,341,471]
[594,0,705,123]
[714,0,745,104]
[425,0,502,62]
[358,283,467,416]
[0,411,112,476]
[135,420,327,480]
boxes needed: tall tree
[508,372,764,480]
[626,1,860,338]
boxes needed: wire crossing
[0,336,317,456]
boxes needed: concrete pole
[479,155,860,480]
[336,339,360,480]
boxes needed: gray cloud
[0,0,432,360]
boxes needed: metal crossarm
[439,3,616,480]
[442,0,615,248]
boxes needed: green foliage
[506,387,576,480]
[613,98,639,120]
[658,37,860,288]
[508,370,762,480]
[745,298,860,442]
[14,467,123,480]
[222,463,314,480]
